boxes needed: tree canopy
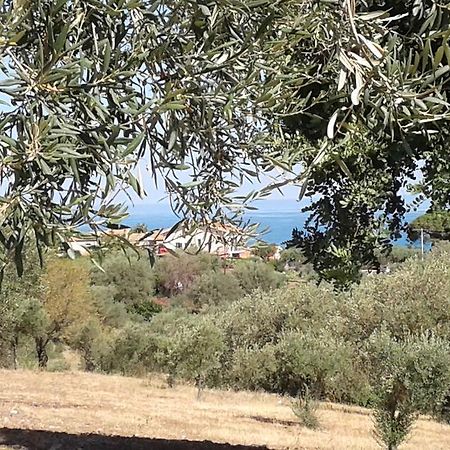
[1,0,450,283]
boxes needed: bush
[274,330,364,402]
[291,386,321,430]
[47,358,71,373]
[366,330,450,450]
[232,260,285,294]
[188,270,243,308]
[70,318,105,372]
[154,315,225,397]
[91,252,156,307]
[344,250,450,342]
[130,300,162,321]
[95,322,155,376]
[225,344,278,391]
[154,252,220,297]
[217,290,290,350]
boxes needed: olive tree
[2,0,450,289]
[366,330,450,450]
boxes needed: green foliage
[130,301,162,322]
[0,0,279,271]
[188,270,243,308]
[344,250,450,341]
[47,358,71,373]
[91,252,156,310]
[375,247,421,268]
[232,260,285,294]
[410,211,450,235]
[91,285,129,328]
[274,248,311,274]
[96,322,154,376]
[0,247,45,367]
[274,330,361,401]
[367,330,450,450]
[3,0,450,290]
[154,253,220,297]
[225,344,277,391]
[154,314,225,396]
[268,1,450,285]
[291,387,321,430]
[70,318,104,372]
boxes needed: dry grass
[0,369,449,449]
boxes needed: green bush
[188,270,243,308]
[291,386,321,430]
[410,210,450,234]
[47,358,71,373]
[232,260,285,294]
[130,300,163,321]
[344,251,450,342]
[95,322,155,376]
[274,330,364,402]
[366,330,450,450]
[70,318,105,372]
[91,252,156,307]
[154,315,225,397]
[225,344,278,391]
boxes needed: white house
[142,221,250,258]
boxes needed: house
[141,221,251,258]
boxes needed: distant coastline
[125,199,429,248]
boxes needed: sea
[125,199,429,248]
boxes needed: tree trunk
[196,375,204,401]
[83,350,95,372]
[35,337,49,369]
[11,335,18,370]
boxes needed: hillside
[0,370,449,449]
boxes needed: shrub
[291,386,321,430]
[217,284,343,353]
[70,318,105,372]
[366,330,450,450]
[91,252,156,307]
[275,248,316,279]
[225,344,278,391]
[232,260,285,294]
[91,285,129,328]
[344,250,450,342]
[188,270,243,308]
[154,252,221,297]
[274,330,363,402]
[47,358,71,373]
[130,300,162,321]
[96,322,155,376]
[154,315,225,397]
[217,290,290,350]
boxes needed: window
[197,239,202,247]
[175,242,183,249]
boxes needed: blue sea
[125,199,428,248]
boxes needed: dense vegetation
[410,211,450,235]
[3,0,450,290]
[1,245,449,448]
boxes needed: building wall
[163,229,234,254]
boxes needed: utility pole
[421,228,424,261]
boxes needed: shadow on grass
[0,428,270,450]
[248,416,298,427]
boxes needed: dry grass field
[0,369,449,449]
